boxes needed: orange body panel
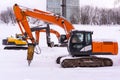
[92,41,118,55]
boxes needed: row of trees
[70,6,120,25]
[1,6,120,25]
[0,7,16,24]
[0,7,41,25]
[79,6,120,25]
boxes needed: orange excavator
[13,4,118,67]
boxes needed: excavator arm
[13,4,74,40]
[13,4,35,44]
[13,4,74,65]
[40,29,60,39]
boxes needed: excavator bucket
[27,44,35,66]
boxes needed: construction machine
[2,34,28,50]
[13,4,118,67]
[2,25,61,49]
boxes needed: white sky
[0,0,118,12]
[0,0,46,11]
[80,0,116,8]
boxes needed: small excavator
[2,25,60,49]
[2,34,28,50]
[13,4,118,67]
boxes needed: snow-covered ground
[0,24,120,80]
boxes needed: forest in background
[1,6,120,25]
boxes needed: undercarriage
[4,45,28,50]
[56,56,113,68]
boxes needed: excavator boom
[13,4,74,40]
[13,4,73,65]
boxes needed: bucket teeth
[28,60,31,66]
[27,44,35,66]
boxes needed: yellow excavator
[2,34,27,50]
[2,26,61,49]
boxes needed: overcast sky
[0,0,46,11]
[80,0,116,8]
[0,0,118,12]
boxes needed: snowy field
[0,24,120,80]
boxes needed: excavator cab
[68,30,93,56]
[59,35,68,47]
[59,35,67,43]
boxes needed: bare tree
[7,7,16,24]
[0,7,16,24]
[80,6,90,24]
[70,7,80,24]
[0,11,9,24]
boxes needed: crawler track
[4,46,28,50]
[57,56,113,68]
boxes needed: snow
[0,24,120,80]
